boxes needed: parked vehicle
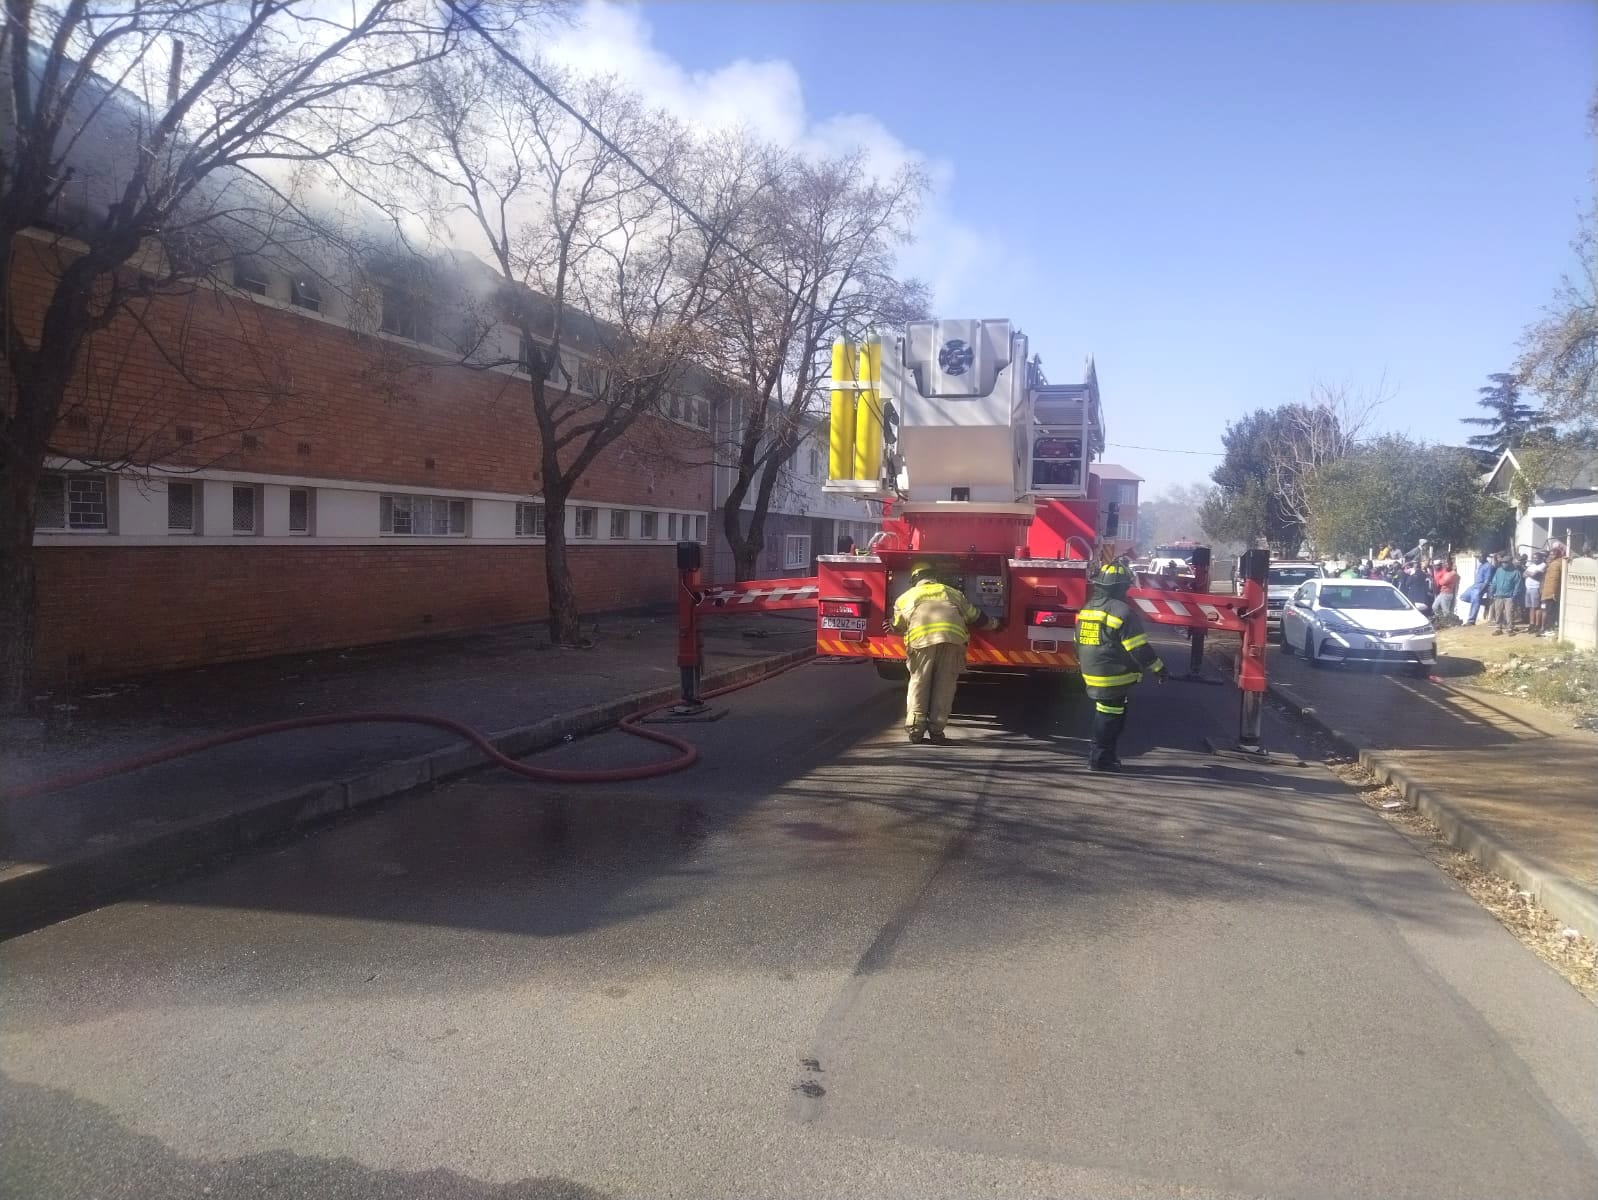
[1279,578,1436,676]
[1248,560,1326,627]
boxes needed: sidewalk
[1262,645,1598,937]
[2,611,815,934]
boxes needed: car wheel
[1280,622,1294,654]
[1304,632,1324,668]
[1409,661,1431,679]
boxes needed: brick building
[18,231,717,684]
[1089,463,1142,561]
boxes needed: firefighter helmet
[910,560,937,580]
[1094,563,1133,592]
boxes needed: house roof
[1090,463,1143,483]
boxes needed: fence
[1561,556,1598,651]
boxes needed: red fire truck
[678,319,1270,752]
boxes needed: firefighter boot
[1089,697,1128,771]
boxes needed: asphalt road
[4,646,1597,1200]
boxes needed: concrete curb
[1,646,815,940]
[1265,681,1598,939]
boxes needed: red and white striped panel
[701,581,819,607]
[1132,594,1242,630]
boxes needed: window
[36,473,108,531]
[668,513,679,539]
[1103,501,1120,538]
[693,399,709,430]
[288,487,312,534]
[380,493,467,536]
[167,481,196,532]
[518,336,563,380]
[783,534,811,570]
[694,515,706,541]
[290,277,321,313]
[234,257,268,296]
[515,502,546,537]
[640,511,658,539]
[609,509,632,539]
[668,394,682,420]
[574,507,598,539]
[808,445,821,477]
[231,485,260,534]
[578,360,606,395]
[380,285,430,343]
[1118,517,1135,544]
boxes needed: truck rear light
[839,629,865,642]
[1028,607,1076,628]
[821,600,862,617]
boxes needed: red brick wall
[33,544,681,682]
[11,233,715,681]
[12,235,713,510]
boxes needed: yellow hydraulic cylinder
[852,339,882,482]
[828,339,856,481]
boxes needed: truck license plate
[820,616,867,631]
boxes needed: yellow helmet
[910,560,937,580]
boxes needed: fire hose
[2,655,817,804]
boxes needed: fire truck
[678,318,1271,753]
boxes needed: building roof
[1090,463,1143,483]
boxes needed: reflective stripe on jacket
[892,580,985,649]
[1076,598,1164,694]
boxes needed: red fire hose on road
[3,656,816,804]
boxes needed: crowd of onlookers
[1331,540,1568,637]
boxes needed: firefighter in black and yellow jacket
[1076,563,1165,771]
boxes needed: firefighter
[1077,562,1166,771]
[891,560,997,744]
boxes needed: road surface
[4,647,1597,1199]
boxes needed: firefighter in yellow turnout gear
[891,561,997,744]
[1077,563,1165,771]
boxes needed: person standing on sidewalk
[1524,552,1546,635]
[1433,558,1460,623]
[1464,553,1497,625]
[1488,555,1524,636]
[891,561,996,745]
[1540,547,1565,638]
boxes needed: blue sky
[558,2,1595,492]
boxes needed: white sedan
[1280,578,1437,675]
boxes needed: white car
[1279,578,1437,675]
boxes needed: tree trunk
[0,461,42,715]
[541,489,583,645]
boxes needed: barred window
[36,473,108,531]
[784,534,811,570]
[288,488,311,534]
[667,513,678,539]
[639,511,658,539]
[574,507,598,539]
[515,502,545,537]
[232,485,259,534]
[380,493,468,536]
[578,360,607,395]
[380,286,431,343]
[694,515,706,541]
[167,481,196,532]
[609,509,631,539]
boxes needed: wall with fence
[1560,556,1598,651]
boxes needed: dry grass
[1437,624,1598,728]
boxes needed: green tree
[1461,373,1550,453]
[1305,436,1509,556]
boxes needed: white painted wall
[317,488,379,538]
[116,478,166,536]
[1561,556,1598,651]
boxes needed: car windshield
[1270,567,1320,585]
[1318,585,1410,611]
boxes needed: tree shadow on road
[0,1071,609,1200]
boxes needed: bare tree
[707,151,927,580]
[1261,381,1385,552]
[370,50,764,641]
[0,0,547,712]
